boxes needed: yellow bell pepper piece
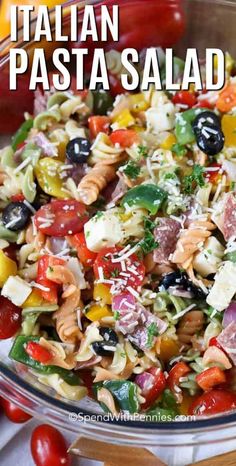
[50,130,69,162]
[160,134,177,150]
[112,109,135,128]
[86,304,113,322]
[0,250,17,287]
[129,94,149,114]
[222,114,236,147]
[93,283,112,305]
[35,157,69,199]
[22,289,44,308]
[159,337,180,363]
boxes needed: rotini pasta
[77,163,116,204]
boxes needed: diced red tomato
[11,193,25,202]
[0,296,22,340]
[1,398,32,423]
[34,200,89,237]
[68,231,97,267]
[93,246,145,290]
[88,116,110,139]
[172,91,197,109]
[108,72,125,97]
[141,368,166,410]
[110,129,140,148]
[189,389,236,416]
[204,163,223,184]
[196,367,226,391]
[25,341,53,364]
[37,255,65,304]
[167,362,191,401]
[209,336,225,351]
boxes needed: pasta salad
[1,49,236,420]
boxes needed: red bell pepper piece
[110,129,140,148]
[67,231,97,267]
[36,255,65,304]
[196,367,226,392]
[172,91,197,109]
[88,116,111,139]
[25,341,53,364]
[167,361,191,402]
[141,368,166,410]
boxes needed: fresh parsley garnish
[138,144,148,159]
[138,217,158,255]
[94,211,104,221]
[147,322,159,348]
[123,161,141,180]
[183,164,205,194]
[172,143,187,157]
[114,311,120,321]
[111,268,120,278]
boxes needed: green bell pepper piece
[11,119,34,151]
[175,107,210,146]
[145,406,178,421]
[9,336,81,386]
[121,184,167,215]
[94,380,140,414]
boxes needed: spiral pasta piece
[77,163,116,205]
[177,310,205,345]
[90,133,125,165]
[47,264,83,343]
[171,217,216,270]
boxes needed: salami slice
[217,321,236,365]
[223,193,236,241]
[153,218,181,264]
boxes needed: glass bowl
[1,0,236,462]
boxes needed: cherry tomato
[195,367,226,392]
[172,91,197,109]
[11,193,25,202]
[31,424,71,466]
[37,255,65,304]
[25,342,52,364]
[141,368,166,410]
[93,246,145,289]
[0,296,22,340]
[1,398,32,423]
[34,200,89,237]
[110,129,140,148]
[167,362,190,400]
[189,389,236,416]
[204,163,223,184]
[88,116,111,139]
[68,231,97,267]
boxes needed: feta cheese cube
[206,261,236,311]
[146,102,176,134]
[84,211,123,252]
[2,276,32,306]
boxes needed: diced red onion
[135,371,154,394]
[223,302,236,328]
